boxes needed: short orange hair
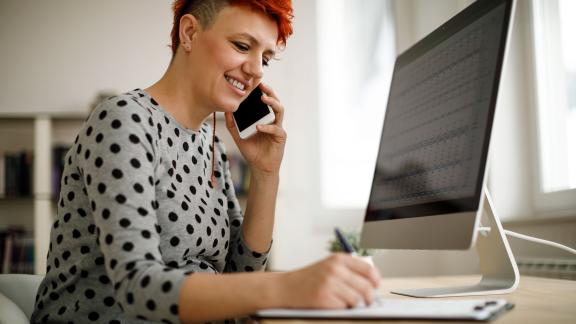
[170,0,294,56]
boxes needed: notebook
[253,299,514,321]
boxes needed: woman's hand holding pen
[276,253,381,309]
[225,82,286,178]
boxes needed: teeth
[226,76,245,91]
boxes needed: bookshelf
[0,112,86,274]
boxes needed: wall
[0,0,173,113]
[488,0,536,222]
[394,0,472,53]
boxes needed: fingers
[325,254,381,307]
[332,278,366,309]
[342,255,381,288]
[224,111,235,129]
[334,253,381,286]
[335,254,380,306]
[258,82,278,99]
[259,83,284,125]
[338,268,376,306]
[287,254,381,310]
[224,112,241,143]
[256,124,286,141]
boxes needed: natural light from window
[532,0,576,194]
[317,0,395,208]
[559,0,576,190]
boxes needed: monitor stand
[392,190,519,297]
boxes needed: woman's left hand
[225,82,286,177]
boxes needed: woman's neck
[145,60,212,131]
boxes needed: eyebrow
[235,32,276,56]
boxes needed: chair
[0,274,44,324]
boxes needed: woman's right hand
[275,253,381,309]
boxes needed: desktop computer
[360,0,518,297]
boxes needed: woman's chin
[216,101,241,113]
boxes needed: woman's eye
[233,42,249,51]
[233,41,270,67]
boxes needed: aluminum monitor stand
[392,191,520,297]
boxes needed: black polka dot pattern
[31,90,270,324]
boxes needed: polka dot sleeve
[77,98,186,322]
[219,141,271,273]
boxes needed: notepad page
[255,299,512,321]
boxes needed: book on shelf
[52,145,71,199]
[228,153,250,196]
[0,155,4,197]
[2,151,33,198]
[0,228,34,274]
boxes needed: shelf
[0,115,83,274]
[0,111,88,121]
[0,194,54,202]
[0,196,35,202]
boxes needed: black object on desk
[334,227,357,255]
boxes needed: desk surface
[257,276,576,324]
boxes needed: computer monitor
[360,0,518,297]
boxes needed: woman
[31,1,381,323]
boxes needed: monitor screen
[364,0,512,222]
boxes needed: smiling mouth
[225,76,246,91]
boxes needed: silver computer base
[392,191,519,297]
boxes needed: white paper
[254,299,512,321]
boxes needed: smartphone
[233,86,275,139]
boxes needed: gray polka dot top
[31,89,269,324]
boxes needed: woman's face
[186,5,278,113]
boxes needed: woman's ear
[179,13,200,52]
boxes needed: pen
[335,227,356,255]
[334,227,383,306]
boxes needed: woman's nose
[242,55,264,79]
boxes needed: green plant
[328,230,373,256]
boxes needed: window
[317,0,396,208]
[530,0,576,211]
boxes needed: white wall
[266,0,328,269]
[0,0,173,113]
[488,0,536,221]
[394,0,473,53]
